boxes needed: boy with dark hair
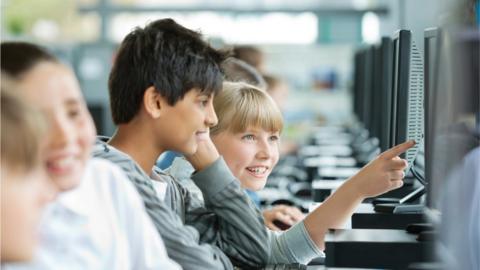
[93,18,269,269]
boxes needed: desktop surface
[325,228,434,269]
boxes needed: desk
[352,203,425,229]
[325,229,433,269]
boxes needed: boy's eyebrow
[197,92,213,98]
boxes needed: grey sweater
[167,158,324,265]
[92,139,270,270]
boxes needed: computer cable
[411,164,426,186]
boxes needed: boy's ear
[143,86,165,119]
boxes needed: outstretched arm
[304,140,415,250]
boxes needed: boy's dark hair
[109,18,230,124]
[1,42,58,78]
[222,58,267,90]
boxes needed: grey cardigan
[92,139,269,270]
[167,157,324,265]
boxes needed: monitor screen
[423,27,440,208]
[391,30,424,174]
[427,28,480,214]
[352,47,374,132]
[362,47,374,135]
[376,37,394,152]
[352,51,364,123]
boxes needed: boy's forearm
[303,179,364,250]
[191,158,271,267]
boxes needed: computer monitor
[352,51,364,124]
[87,103,105,136]
[373,30,425,213]
[362,47,374,134]
[423,27,441,209]
[426,28,480,216]
[430,28,480,269]
[375,37,394,152]
[352,47,374,129]
[390,30,424,173]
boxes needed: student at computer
[92,18,270,269]
[1,42,180,270]
[156,57,267,171]
[0,87,54,263]
[170,81,415,264]
[233,45,266,73]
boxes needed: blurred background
[1,0,443,137]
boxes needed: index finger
[380,140,416,160]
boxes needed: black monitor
[430,28,480,269]
[352,51,364,123]
[426,28,480,216]
[361,47,374,133]
[423,27,441,209]
[390,29,424,173]
[375,37,394,152]
[352,47,373,129]
[373,30,425,213]
[87,103,105,136]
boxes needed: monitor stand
[372,185,425,205]
[374,203,425,214]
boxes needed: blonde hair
[211,81,283,136]
[1,77,46,171]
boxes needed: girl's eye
[269,135,279,141]
[242,134,255,141]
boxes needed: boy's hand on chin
[185,137,220,172]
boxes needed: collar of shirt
[150,169,168,201]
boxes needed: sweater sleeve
[93,145,234,270]
[268,221,325,264]
[185,157,271,268]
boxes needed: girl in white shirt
[1,41,180,270]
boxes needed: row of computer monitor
[352,27,479,215]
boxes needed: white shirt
[150,170,168,201]
[6,158,180,270]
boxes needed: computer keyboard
[263,263,308,270]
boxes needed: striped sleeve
[186,158,270,268]
[92,144,234,270]
[268,222,325,264]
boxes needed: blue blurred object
[157,151,181,170]
[245,189,261,208]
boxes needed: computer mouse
[272,219,292,231]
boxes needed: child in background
[263,74,289,111]
[232,45,266,73]
[263,74,300,156]
[1,42,180,270]
[222,57,267,90]
[1,87,54,263]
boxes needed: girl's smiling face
[16,62,96,191]
[212,126,280,191]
